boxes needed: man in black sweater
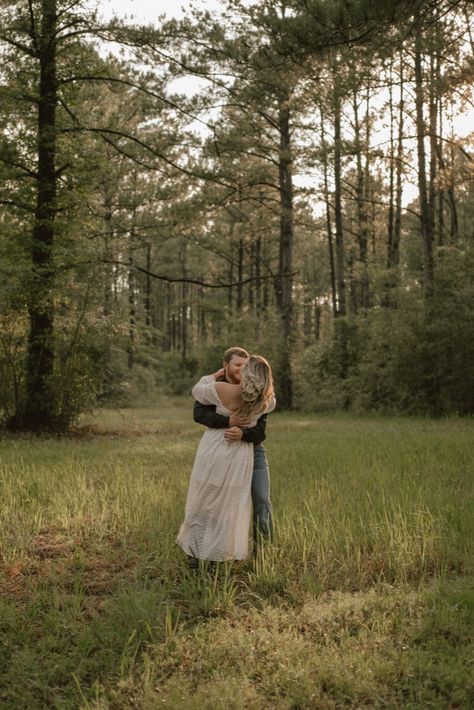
[193,347,273,551]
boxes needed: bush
[294,247,474,415]
[294,318,359,411]
[0,312,27,424]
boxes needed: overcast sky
[98,0,221,23]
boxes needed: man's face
[224,355,248,384]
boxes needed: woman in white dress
[177,355,275,562]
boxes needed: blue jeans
[251,445,273,545]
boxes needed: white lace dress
[177,375,275,561]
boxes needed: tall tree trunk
[447,110,459,242]
[362,85,371,308]
[103,190,114,316]
[199,285,207,343]
[248,238,255,310]
[387,58,395,268]
[180,245,188,360]
[348,248,357,315]
[165,283,172,351]
[263,235,270,311]
[314,303,321,340]
[237,231,244,312]
[20,0,58,431]
[275,92,294,409]
[127,229,136,370]
[303,303,311,344]
[333,88,346,316]
[303,263,311,344]
[181,282,187,360]
[255,233,262,312]
[428,29,438,253]
[414,13,435,300]
[145,243,152,329]
[228,221,234,311]
[152,281,162,336]
[353,86,369,310]
[320,105,337,317]
[435,18,445,248]
[392,52,404,269]
[171,313,177,351]
[384,51,405,307]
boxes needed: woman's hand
[212,368,225,380]
[224,426,243,442]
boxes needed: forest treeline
[1,0,473,431]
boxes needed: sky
[98,0,221,23]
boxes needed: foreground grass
[0,403,473,708]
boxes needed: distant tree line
[0,0,473,431]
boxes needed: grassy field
[0,402,473,709]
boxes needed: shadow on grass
[2,530,474,709]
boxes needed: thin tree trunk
[387,58,395,268]
[20,0,58,430]
[165,283,172,351]
[333,88,346,316]
[199,285,207,343]
[228,221,234,311]
[362,85,371,308]
[314,303,321,340]
[303,263,311,343]
[414,14,435,300]
[181,282,187,360]
[320,104,337,317]
[303,303,311,344]
[348,248,357,315]
[237,232,244,312]
[435,19,445,248]
[448,107,459,242]
[248,238,255,310]
[263,235,270,311]
[353,86,369,310]
[428,32,438,252]
[276,91,294,408]
[154,281,161,331]
[392,52,404,269]
[384,51,405,308]
[255,234,262,311]
[171,313,177,351]
[127,228,136,370]
[180,246,188,360]
[144,243,152,330]
[103,191,114,316]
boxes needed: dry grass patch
[117,581,474,709]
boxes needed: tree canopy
[1,0,473,430]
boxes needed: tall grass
[0,405,473,708]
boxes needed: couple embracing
[177,347,275,565]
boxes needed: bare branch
[103,259,281,289]
[58,75,214,130]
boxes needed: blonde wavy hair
[238,355,274,417]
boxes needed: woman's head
[239,355,274,416]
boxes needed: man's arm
[193,400,229,429]
[241,413,267,446]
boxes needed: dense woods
[1,0,473,431]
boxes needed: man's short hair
[223,347,249,364]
